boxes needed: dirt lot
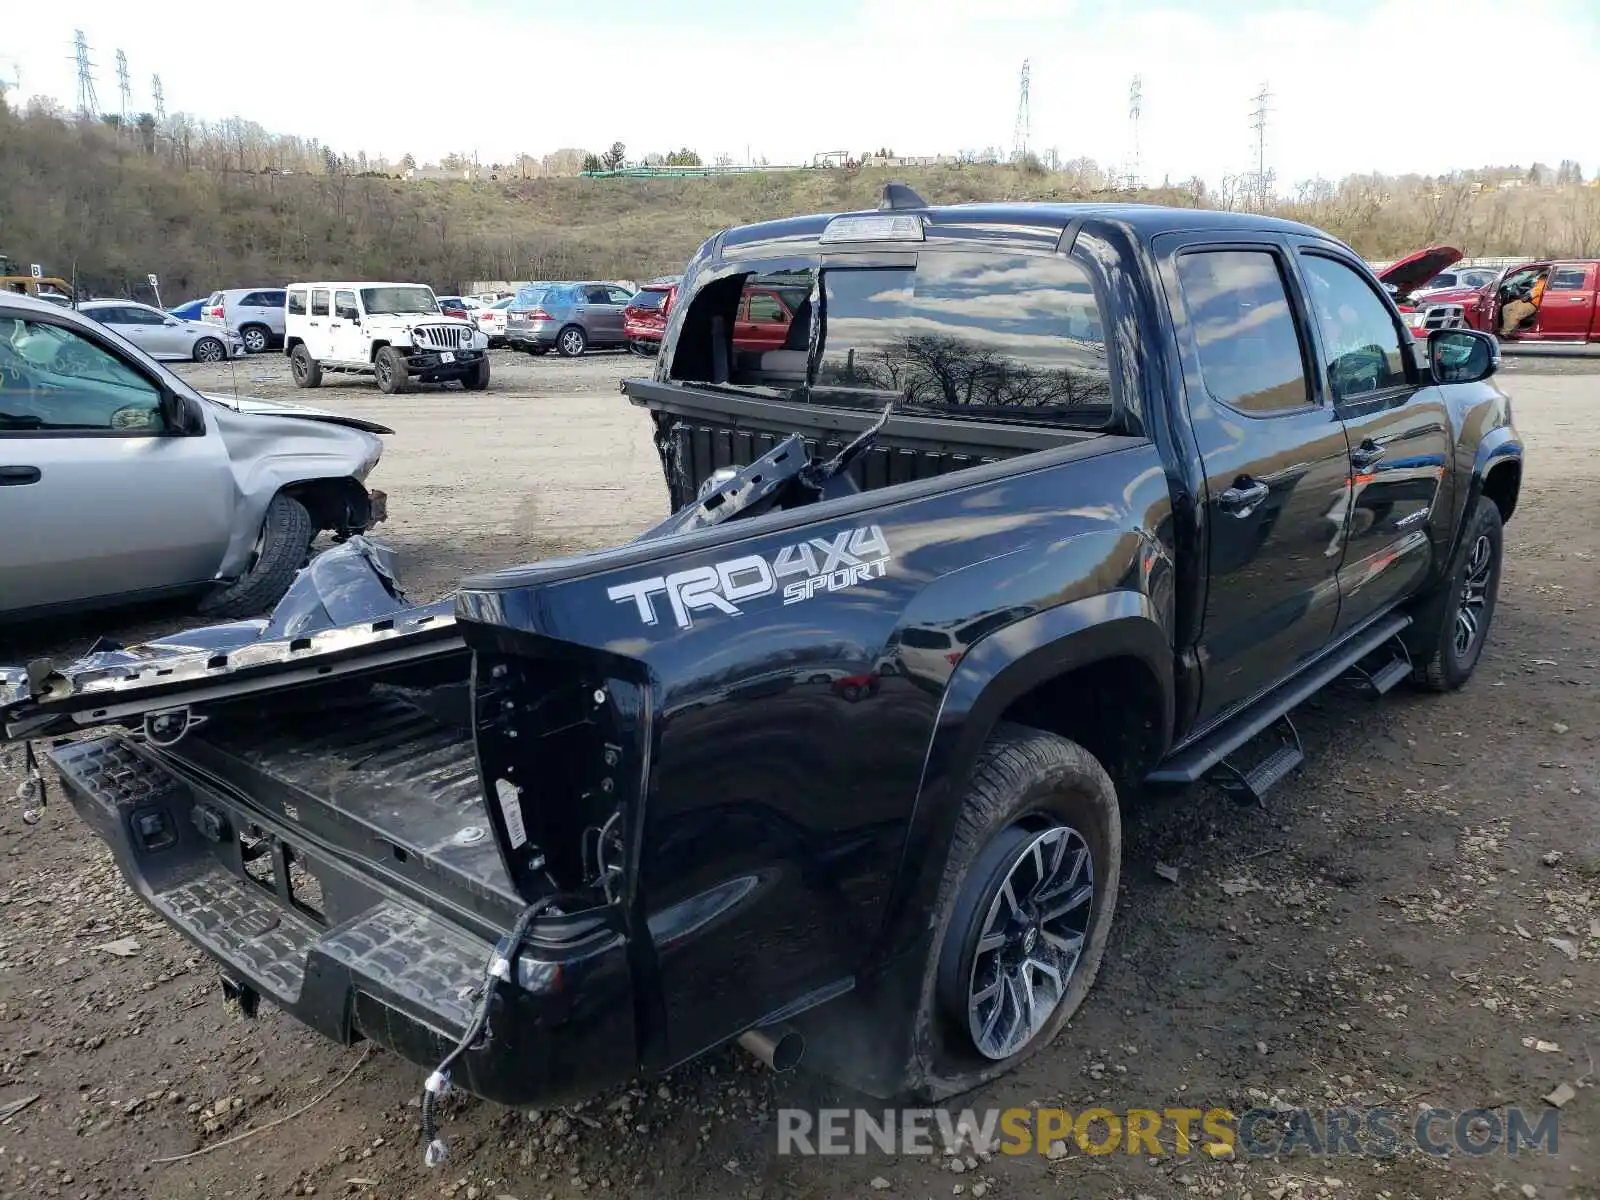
[1,350,1596,1200]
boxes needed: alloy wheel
[1454,532,1494,658]
[195,339,224,363]
[243,327,268,353]
[965,823,1094,1061]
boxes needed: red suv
[623,278,679,355]
[624,275,810,355]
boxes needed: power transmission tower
[1248,82,1273,208]
[151,74,166,122]
[116,49,132,125]
[71,29,99,118]
[1012,59,1031,163]
[1127,74,1143,190]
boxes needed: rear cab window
[666,249,1114,427]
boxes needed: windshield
[360,286,439,316]
[493,297,515,310]
[514,286,548,308]
[630,289,670,311]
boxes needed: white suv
[283,282,490,394]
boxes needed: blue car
[167,298,207,321]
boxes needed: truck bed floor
[188,685,518,903]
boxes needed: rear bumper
[52,734,637,1107]
[506,320,559,348]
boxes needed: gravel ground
[0,349,1596,1200]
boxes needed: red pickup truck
[624,276,808,355]
[1405,257,1600,344]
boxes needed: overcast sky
[16,0,1599,185]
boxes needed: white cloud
[14,0,1597,184]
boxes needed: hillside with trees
[4,99,1599,300]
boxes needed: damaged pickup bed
[2,195,1522,1156]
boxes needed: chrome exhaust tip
[737,1025,805,1072]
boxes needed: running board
[1148,611,1412,787]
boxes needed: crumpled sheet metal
[5,537,455,707]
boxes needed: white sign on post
[29,264,42,278]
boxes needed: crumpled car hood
[201,392,394,436]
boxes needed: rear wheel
[198,493,314,618]
[240,324,270,354]
[290,344,322,388]
[460,358,491,391]
[375,345,411,394]
[915,725,1121,1099]
[192,336,226,364]
[557,325,587,357]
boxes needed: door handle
[0,465,41,486]
[1218,476,1269,515]
[1350,440,1386,469]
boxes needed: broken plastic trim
[0,536,461,740]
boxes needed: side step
[1345,635,1414,696]
[1207,715,1304,807]
[1148,610,1412,791]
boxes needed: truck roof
[716,199,1348,258]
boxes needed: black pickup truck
[2,193,1522,1133]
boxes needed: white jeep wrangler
[283,283,490,394]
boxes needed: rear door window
[1548,266,1589,290]
[1174,249,1312,415]
[310,289,330,317]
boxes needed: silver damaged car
[0,293,390,623]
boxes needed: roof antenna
[879,182,928,211]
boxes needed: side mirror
[336,307,359,322]
[1428,328,1498,385]
[160,390,206,435]
[164,317,180,327]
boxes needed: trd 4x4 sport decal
[607,526,891,630]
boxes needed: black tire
[556,325,586,358]
[1410,496,1504,691]
[197,493,314,619]
[192,336,226,364]
[240,324,271,354]
[460,358,491,391]
[913,724,1121,1100]
[290,344,322,388]
[375,345,411,394]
